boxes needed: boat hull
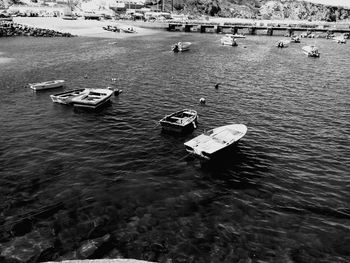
[232,34,245,38]
[62,16,77,20]
[302,46,320,57]
[50,89,87,105]
[71,89,114,109]
[221,40,237,46]
[303,51,320,57]
[160,109,197,134]
[29,80,65,91]
[184,124,247,160]
[172,42,192,52]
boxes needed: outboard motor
[172,44,179,52]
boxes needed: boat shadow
[73,100,113,113]
[160,127,196,137]
[188,143,271,190]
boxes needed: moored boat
[220,34,238,46]
[159,109,198,134]
[232,34,246,38]
[62,15,77,20]
[121,27,136,33]
[333,35,346,44]
[290,35,300,43]
[184,124,247,160]
[302,45,320,57]
[172,42,192,52]
[70,88,114,109]
[29,80,65,91]
[50,89,88,105]
[103,25,120,32]
[276,40,289,48]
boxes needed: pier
[168,22,350,36]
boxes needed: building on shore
[8,4,69,17]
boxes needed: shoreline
[12,17,164,39]
[11,17,350,39]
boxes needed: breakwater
[0,21,74,37]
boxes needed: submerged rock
[11,218,33,237]
[59,234,111,260]
[0,228,54,263]
[78,234,111,258]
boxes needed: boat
[220,34,238,46]
[29,80,65,91]
[70,88,114,109]
[232,34,246,38]
[50,89,88,105]
[184,124,247,160]
[290,35,300,43]
[120,27,136,33]
[276,40,289,48]
[103,25,120,33]
[159,109,198,133]
[333,35,346,44]
[62,15,77,20]
[172,42,192,52]
[302,45,320,57]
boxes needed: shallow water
[0,33,349,262]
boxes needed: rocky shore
[0,21,75,37]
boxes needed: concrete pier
[168,22,350,36]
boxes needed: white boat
[184,124,247,160]
[232,34,246,38]
[70,88,114,109]
[333,35,346,44]
[302,45,320,57]
[159,109,198,133]
[103,25,120,32]
[172,42,192,52]
[62,15,77,20]
[50,89,88,105]
[120,27,136,33]
[29,80,65,91]
[220,34,238,46]
[276,40,289,48]
[290,35,300,43]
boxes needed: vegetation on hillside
[162,0,350,21]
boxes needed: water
[0,33,349,262]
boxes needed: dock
[168,21,350,36]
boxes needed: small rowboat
[232,34,246,38]
[160,109,198,134]
[70,88,114,109]
[220,34,238,46]
[333,35,346,44]
[62,15,77,20]
[103,25,120,32]
[50,89,88,105]
[290,35,301,43]
[29,80,65,91]
[276,40,289,48]
[172,42,192,52]
[121,27,136,33]
[184,124,247,160]
[302,45,320,57]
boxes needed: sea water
[0,33,349,262]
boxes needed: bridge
[168,22,350,36]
